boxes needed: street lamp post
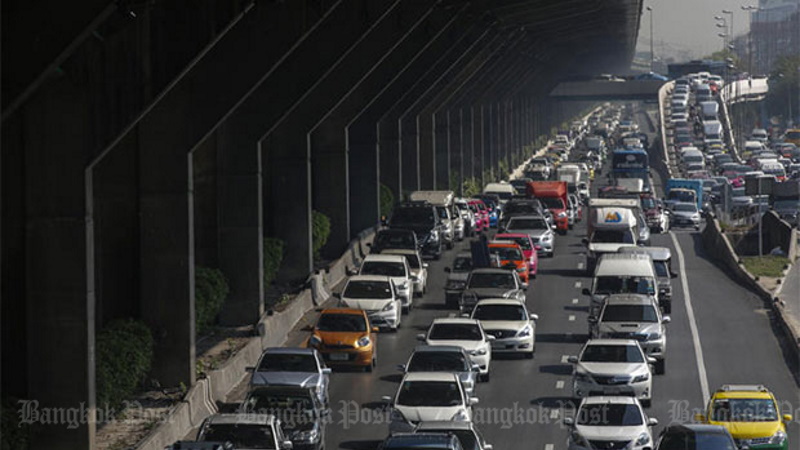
[715,16,728,49]
[722,9,734,48]
[741,5,758,74]
[647,6,654,72]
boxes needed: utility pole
[647,6,654,72]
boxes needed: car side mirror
[582,288,591,296]
[245,366,255,373]
[588,316,598,324]
[529,313,539,321]
[567,356,578,364]
[694,413,706,422]
[397,364,406,372]
[372,326,380,333]
[366,242,373,247]
[460,313,470,318]
[468,397,480,406]
[423,263,429,268]
[647,356,658,364]
[581,238,589,245]
[662,316,671,324]
[333,292,342,299]
[484,445,493,450]
[322,368,332,375]
[670,271,678,278]
[486,335,496,341]
[410,275,420,282]
[416,333,426,342]
[647,418,658,426]
[522,283,528,291]
[563,417,575,426]
[381,395,393,403]
[551,225,557,230]
[471,363,481,372]
[281,441,294,450]
[346,268,357,276]
[783,414,793,422]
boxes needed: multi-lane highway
[226,105,800,450]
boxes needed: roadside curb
[134,229,375,450]
[701,218,800,374]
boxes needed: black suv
[369,228,419,254]
[388,202,444,259]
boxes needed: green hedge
[462,178,481,198]
[379,184,394,218]
[312,210,331,260]
[263,237,286,287]
[96,319,154,413]
[195,266,229,333]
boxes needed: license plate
[329,353,349,361]
[605,387,621,395]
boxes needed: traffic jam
[169,98,798,450]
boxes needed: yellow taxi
[695,384,792,450]
[306,308,378,372]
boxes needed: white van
[699,101,719,121]
[703,121,722,141]
[482,182,515,204]
[681,149,704,167]
[584,253,658,315]
[584,207,639,272]
[759,161,786,179]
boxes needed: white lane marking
[572,298,579,304]
[556,380,565,389]
[545,445,554,450]
[574,281,582,288]
[577,262,585,270]
[670,231,710,402]
[550,409,560,419]
[568,315,576,321]
[561,355,570,363]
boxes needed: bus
[611,149,651,192]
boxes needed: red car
[495,233,540,279]
[468,199,490,231]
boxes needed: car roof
[585,338,640,346]
[432,317,480,325]
[595,254,654,277]
[263,347,316,355]
[580,396,639,405]
[412,345,466,354]
[662,423,732,434]
[603,294,657,306]
[347,274,394,283]
[382,249,419,256]
[617,245,671,261]
[488,241,522,249]
[363,254,408,263]
[469,268,514,275]
[474,298,527,307]
[246,385,315,396]
[415,421,474,431]
[205,413,275,425]
[319,308,368,316]
[495,233,531,239]
[402,372,460,382]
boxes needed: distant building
[749,0,800,72]
[667,60,728,79]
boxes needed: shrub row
[312,210,331,260]
[195,266,229,333]
[96,319,154,414]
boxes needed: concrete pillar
[349,127,381,234]
[139,117,195,388]
[217,121,264,325]
[23,79,96,450]
[434,111,450,190]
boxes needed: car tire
[663,301,672,315]
[642,398,652,408]
[480,372,490,382]
[365,363,373,373]
[525,351,534,359]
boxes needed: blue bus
[611,149,651,192]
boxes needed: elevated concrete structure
[549,79,667,101]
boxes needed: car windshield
[774,199,800,210]
[257,354,317,372]
[711,398,779,422]
[453,256,473,272]
[424,430,479,450]
[343,280,392,299]
[316,314,367,332]
[243,391,314,414]
[594,276,655,295]
[658,431,737,450]
[391,208,435,226]
[580,344,644,363]
[673,203,697,213]
[360,261,406,277]
[375,232,415,248]
[601,305,658,322]
[202,424,276,449]
[488,247,523,261]
[408,352,470,372]
[591,229,635,244]
[653,261,669,278]
[468,272,516,289]
[429,323,483,341]
[508,217,549,230]
[576,404,644,426]
[641,197,656,209]
[472,304,527,321]
[396,381,463,407]
[539,198,565,209]
[500,236,531,251]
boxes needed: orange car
[487,241,530,284]
[307,308,378,372]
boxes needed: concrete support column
[311,128,350,257]
[139,122,195,388]
[418,113,435,190]
[400,118,420,195]
[433,111,450,190]
[376,121,401,208]
[264,135,312,280]
[348,128,380,235]
[217,122,264,325]
[24,81,95,450]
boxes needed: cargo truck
[665,178,703,210]
[526,181,569,234]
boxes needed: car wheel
[480,372,490,382]
[663,301,672,314]
[655,359,665,375]
[525,351,534,359]
[365,363,373,373]
[641,398,652,408]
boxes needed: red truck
[526,181,569,234]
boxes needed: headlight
[635,432,651,446]
[575,372,592,383]
[381,301,395,312]
[471,348,487,356]
[294,429,320,443]
[357,336,371,347]
[648,332,662,340]
[633,373,650,383]
[451,409,469,421]
[309,335,322,347]
[542,234,553,241]
[390,408,405,422]
[769,430,787,445]
[446,280,467,290]
[517,325,532,337]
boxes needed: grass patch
[741,255,790,278]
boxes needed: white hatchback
[569,339,655,406]
[383,372,478,434]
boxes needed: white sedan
[564,396,657,450]
[568,339,655,406]
[383,372,478,434]
[469,299,538,358]
[418,318,494,381]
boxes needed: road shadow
[563,305,590,313]
[537,268,585,278]
[215,401,240,413]
[530,396,579,410]
[538,364,573,375]
[416,302,453,311]
[535,333,584,344]
[379,373,403,383]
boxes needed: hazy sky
[636,0,753,60]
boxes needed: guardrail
[657,81,675,179]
